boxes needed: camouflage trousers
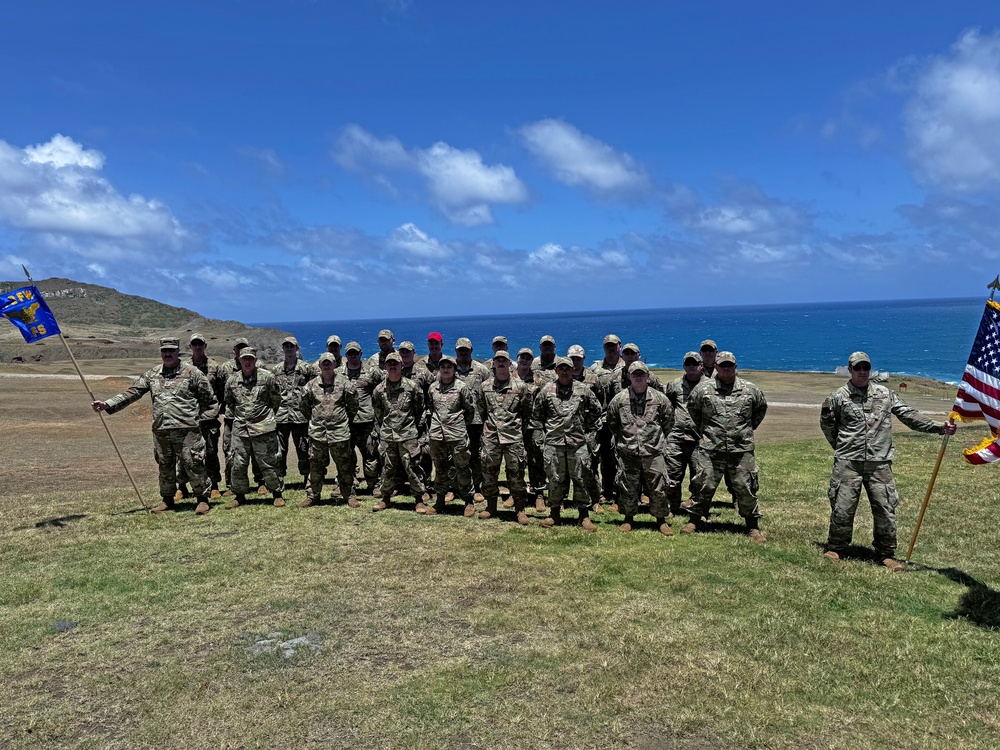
[594,424,618,501]
[380,438,426,498]
[579,437,601,506]
[429,437,473,502]
[480,437,528,503]
[664,437,699,511]
[689,449,760,521]
[349,422,381,490]
[521,427,546,496]
[826,458,900,559]
[307,439,354,502]
[617,452,669,518]
[468,423,484,493]
[229,432,282,495]
[542,443,590,510]
[177,418,221,488]
[276,422,310,481]
[223,418,262,488]
[153,428,208,498]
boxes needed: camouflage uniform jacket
[688,375,767,453]
[336,363,385,424]
[300,374,359,444]
[607,387,675,457]
[105,363,217,432]
[664,373,707,442]
[532,357,557,375]
[373,377,425,442]
[608,364,665,402]
[365,349,395,371]
[530,380,602,449]
[820,381,942,461]
[186,356,224,421]
[271,359,320,424]
[217,358,242,420]
[426,379,475,442]
[225,367,282,438]
[456,360,491,425]
[478,376,531,445]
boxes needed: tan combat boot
[478,498,498,520]
[535,494,546,513]
[194,497,210,515]
[346,495,361,509]
[225,494,245,510]
[514,498,530,526]
[882,558,904,572]
[540,505,561,528]
[151,497,174,514]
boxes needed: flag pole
[905,433,950,563]
[21,267,149,511]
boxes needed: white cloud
[239,146,285,176]
[332,125,528,226]
[24,133,104,169]
[905,29,1000,191]
[86,263,106,278]
[388,222,450,258]
[518,118,651,198]
[527,241,634,276]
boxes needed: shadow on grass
[935,566,1000,631]
[15,513,88,531]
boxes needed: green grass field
[1,372,998,749]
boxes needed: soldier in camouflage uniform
[590,334,625,508]
[477,351,532,524]
[300,353,360,508]
[607,362,676,535]
[271,336,319,489]
[372,352,429,512]
[419,331,445,378]
[426,354,476,516]
[323,335,343,368]
[820,351,955,571]
[218,337,265,495]
[400,340,435,495]
[569,344,606,511]
[516,348,548,511]
[534,335,557,372]
[492,335,509,355]
[338,342,386,495]
[223,347,285,508]
[683,351,768,541]
[455,337,491,502]
[175,332,225,500]
[93,338,218,515]
[664,351,707,515]
[366,328,396,371]
[531,357,603,531]
[700,340,718,379]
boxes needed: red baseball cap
[427,331,443,343]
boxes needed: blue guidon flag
[0,285,61,343]
[952,298,1000,464]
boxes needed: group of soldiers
[93,329,955,568]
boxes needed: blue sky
[2,1,1000,323]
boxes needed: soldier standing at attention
[324,335,343,368]
[218,336,264,495]
[223,347,285,509]
[820,352,955,571]
[425,354,476,517]
[271,336,319,490]
[569,344,606,512]
[492,335,509,355]
[366,329,396,370]
[338,342,385,496]
[683,351,768,541]
[93,338,218,515]
[477,351,532,524]
[607,362,676,535]
[299,352,359,508]
[175,332,225,500]
[420,331,445,377]
[700,340,718,379]
[399,340,434,496]
[455,337,491,503]
[590,334,625,509]
[516,348,548,511]
[372,352,429,513]
[665,351,707,516]
[531,357,602,531]
[535,335,558,372]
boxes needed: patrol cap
[326,335,342,346]
[378,329,393,339]
[629,361,650,375]
[700,339,718,352]
[159,337,180,350]
[318,352,337,365]
[455,337,473,350]
[684,351,703,365]
[622,342,640,354]
[344,341,362,354]
[603,334,622,346]
[540,335,556,345]
[568,344,585,359]
[238,346,257,360]
[234,337,250,348]
[492,350,511,361]
[848,351,871,366]
[398,341,415,352]
[188,333,206,345]
[384,352,402,364]
[716,351,737,365]
[439,354,457,366]
[554,356,573,368]
[517,347,534,358]
[427,331,443,343]
[282,336,299,347]
[492,335,508,345]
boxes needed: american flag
[952,299,1000,464]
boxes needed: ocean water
[262,297,987,384]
